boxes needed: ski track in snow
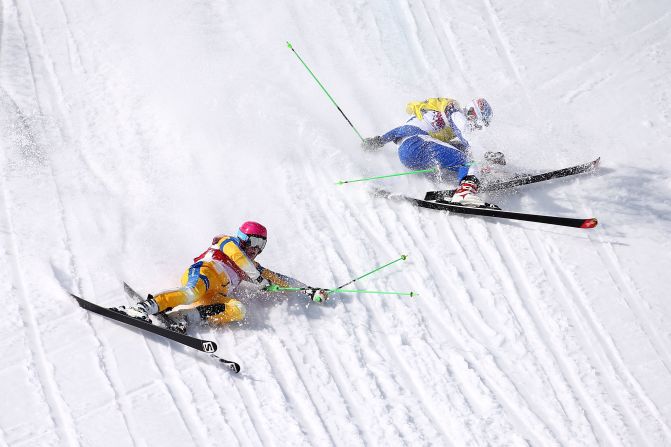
[1,0,671,446]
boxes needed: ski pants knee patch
[201,299,246,325]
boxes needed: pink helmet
[237,221,267,252]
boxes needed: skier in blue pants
[363,97,500,207]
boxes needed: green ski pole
[336,254,408,289]
[265,285,416,297]
[287,41,364,141]
[336,168,437,185]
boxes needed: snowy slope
[1,0,671,446]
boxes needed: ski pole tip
[286,41,293,49]
[400,254,408,260]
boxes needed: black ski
[378,190,598,229]
[424,157,600,201]
[122,282,183,332]
[122,283,241,373]
[72,294,218,352]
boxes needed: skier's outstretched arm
[362,125,426,151]
[257,265,329,303]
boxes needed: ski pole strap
[287,42,364,141]
[336,169,436,185]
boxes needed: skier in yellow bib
[363,97,502,207]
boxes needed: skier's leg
[150,261,212,311]
[198,298,247,325]
[397,136,434,170]
[113,262,223,320]
[421,140,489,207]
[167,297,246,328]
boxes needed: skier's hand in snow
[362,136,385,152]
[303,287,329,303]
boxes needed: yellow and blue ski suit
[381,98,474,180]
[152,234,291,325]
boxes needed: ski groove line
[260,335,334,446]
[225,332,276,447]
[11,2,155,444]
[376,206,506,442]
[270,321,346,446]
[246,332,311,445]
[416,217,554,445]
[3,8,82,446]
[538,232,670,445]
[199,331,264,446]
[598,238,671,375]
[17,1,215,442]
[426,209,559,445]
[492,224,616,445]
[480,0,532,104]
[132,333,214,446]
[478,224,587,441]
[527,230,644,445]
[309,163,461,444]
[123,285,240,446]
[296,151,435,445]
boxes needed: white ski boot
[450,175,487,207]
[111,296,159,323]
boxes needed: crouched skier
[114,221,329,332]
[363,97,503,207]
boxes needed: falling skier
[363,97,501,208]
[114,221,329,332]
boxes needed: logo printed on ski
[202,341,216,353]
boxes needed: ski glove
[302,287,329,303]
[362,136,385,152]
[256,276,271,289]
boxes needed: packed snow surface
[1,1,671,446]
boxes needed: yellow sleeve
[218,237,261,281]
[257,265,296,288]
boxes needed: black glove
[302,287,329,303]
[362,136,385,152]
[256,276,271,288]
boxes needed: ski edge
[378,191,598,229]
[121,284,242,373]
[71,293,219,353]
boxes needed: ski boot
[484,151,506,165]
[449,175,499,209]
[111,296,159,323]
[156,312,188,334]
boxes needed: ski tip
[227,362,241,373]
[580,218,598,229]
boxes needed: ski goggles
[237,231,267,251]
